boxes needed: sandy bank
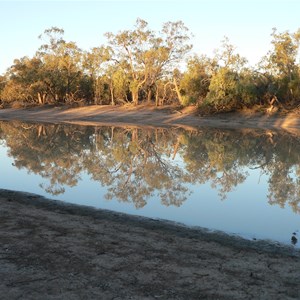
[0,105,300,133]
[0,189,299,299]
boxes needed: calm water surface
[0,121,299,247]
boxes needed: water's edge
[1,188,299,258]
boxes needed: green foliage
[269,28,300,77]
[179,55,214,106]
[236,69,259,106]
[37,30,85,103]
[215,36,247,71]
[205,67,240,110]
[1,57,44,104]
[1,24,300,111]
[259,28,300,104]
[200,38,252,111]
[105,18,192,105]
[1,81,29,104]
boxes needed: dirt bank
[0,189,299,299]
[0,105,300,133]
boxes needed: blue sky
[0,0,299,74]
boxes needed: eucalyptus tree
[105,18,192,105]
[205,37,248,111]
[268,28,300,79]
[179,54,217,106]
[146,20,193,105]
[0,75,7,101]
[37,27,86,104]
[260,28,300,104]
[111,67,130,103]
[104,19,149,104]
[1,56,47,105]
[103,64,130,105]
[83,46,111,104]
[155,78,176,106]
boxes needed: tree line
[1,121,299,212]
[1,20,300,113]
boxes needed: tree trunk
[172,139,180,160]
[94,77,101,105]
[130,80,141,105]
[37,125,46,137]
[155,88,160,107]
[173,77,183,104]
[266,96,279,114]
[37,92,43,105]
[37,92,47,105]
[132,89,139,106]
[147,89,152,104]
[132,128,138,143]
[110,84,115,106]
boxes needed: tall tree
[83,46,111,104]
[37,27,84,104]
[260,28,300,104]
[204,38,248,111]
[179,54,217,106]
[1,56,47,105]
[105,19,192,105]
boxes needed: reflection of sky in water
[0,127,299,248]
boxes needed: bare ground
[0,190,299,300]
[0,104,300,133]
[0,105,300,299]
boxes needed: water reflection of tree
[0,121,300,213]
[0,122,190,208]
[181,131,249,200]
[0,122,92,195]
[262,138,300,213]
[182,129,300,212]
[82,127,191,208]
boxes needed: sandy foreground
[0,105,300,299]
